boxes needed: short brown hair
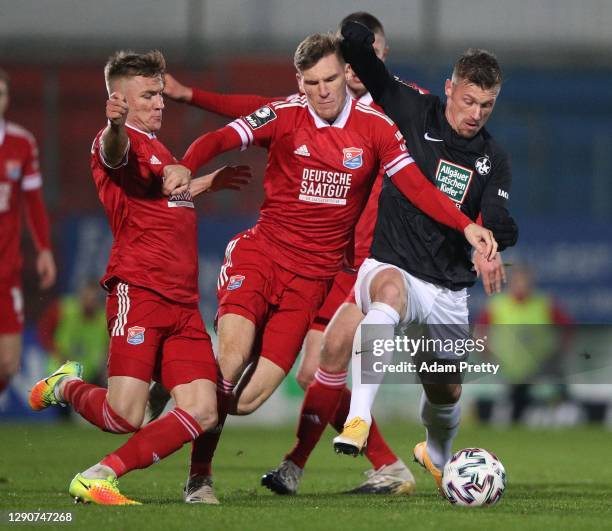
[104,50,166,88]
[0,68,10,87]
[294,33,343,72]
[452,48,502,89]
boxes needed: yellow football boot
[29,361,82,411]
[69,474,141,506]
[333,417,370,456]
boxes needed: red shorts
[217,230,331,373]
[106,282,216,390]
[0,284,24,334]
[309,269,357,332]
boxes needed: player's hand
[106,92,128,127]
[162,164,192,196]
[464,223,497,261]
[207,165,253,193]
[340,20,375,45]
[473,252,506,295]
[37,249,56,290]
[163,73,193,103]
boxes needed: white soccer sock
[347,302,400,425]
[419,392,461,470]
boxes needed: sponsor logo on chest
[434,159,474,204]
[5,160,22,181]
[299,168,353,205]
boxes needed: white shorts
[355,258,469,361]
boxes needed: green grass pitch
[1,421,611,530]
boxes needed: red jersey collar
[125,122,156,139]
[357,92,373,106]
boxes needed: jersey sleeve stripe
[385,156,414,177]
[21,173,43,190]
[383,153,411,171]
[229,119,253,151]
[273,101,306,110]
[99,140,130,170]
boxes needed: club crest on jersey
[342,148,363,169]
[127,326,146,345]
[5,160,22,181]
[227,275,245,291]
[475,156,491,176]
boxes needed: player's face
[298,53,347,123]
[122,75,165,133]
[444,77,500,138]
[0,80,9,119]
[345,31,388,97]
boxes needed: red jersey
[187,86,431,270]
[183,90,468,279]
[0,120,50,285]
[185,95,414,279]
[91,124,199,303]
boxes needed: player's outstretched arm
[162,125,246,194]
[164,73,282,119]
[100,92,129,167]
[179,126,243,175]
[340,20,395,102]
[190,165,253,197]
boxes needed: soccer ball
[441,448,506,507]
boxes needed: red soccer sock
[63,380,135,434]
[330,387,397,469]
[101,408,203,478]
[285,369,347,469]
[189,384,233,478]
[0,378,9,394]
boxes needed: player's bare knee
[106,395,144,428]
[187,406,218,432]
[371,274,405,314]
[235,392,266,415]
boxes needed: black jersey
[341,33,515,291]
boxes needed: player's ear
[381,45,389,61]
[296,73,304,93]
[444,79,453,98]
